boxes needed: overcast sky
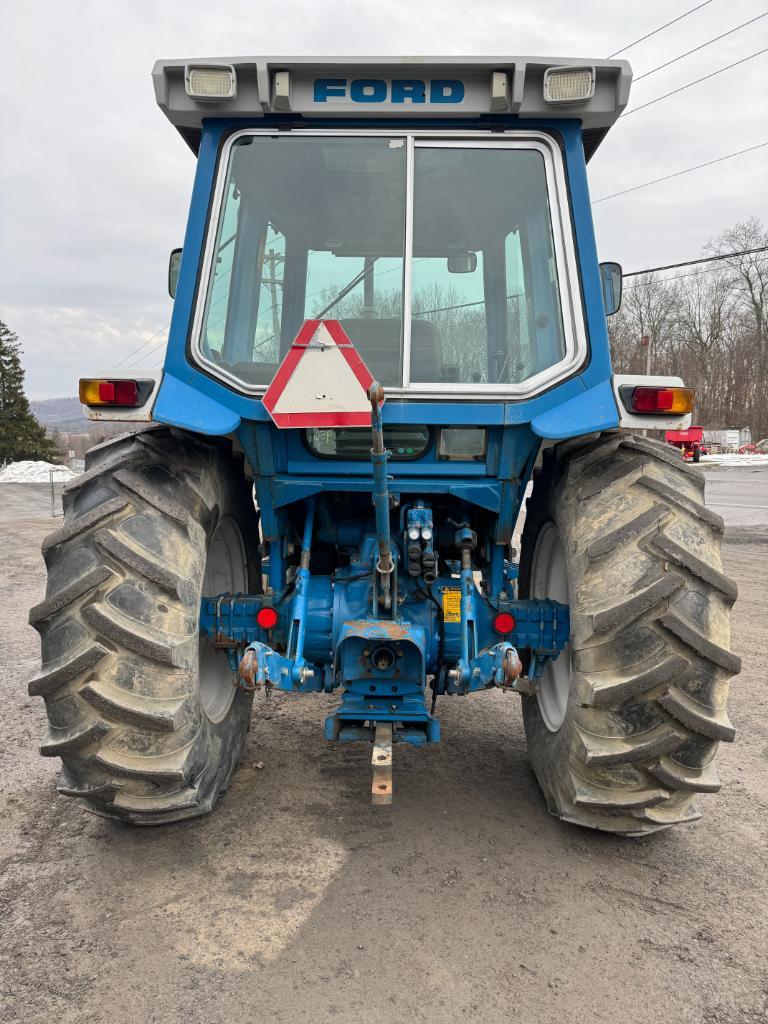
[1,0,766,398]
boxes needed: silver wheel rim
[530,522,572,733]
[199,517,247,722]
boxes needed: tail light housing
[79,379,141,407]
[624,386,694,415]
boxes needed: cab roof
[152,55,631,161]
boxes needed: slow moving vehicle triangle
[263,319,377,428]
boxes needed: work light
[543,66,594,103]
[185,65,236,100]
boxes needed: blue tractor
[29,57,740,834]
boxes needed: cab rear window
[305,426,430,460]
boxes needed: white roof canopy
[152,55,632,160]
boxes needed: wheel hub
[530,522,572,732]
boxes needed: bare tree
[607,217,768,440]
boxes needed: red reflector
[257,607,279,630]
[493,612,516,634]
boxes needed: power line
[608,0,716,59]
[113,323,171,368]
[657,263,748,284]
[634,12,768,81]
[625,245,768,277]
[122,345,169,370]
[591,141,768,203]
[622,47,768,117]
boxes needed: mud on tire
[28,426,260,824]
[518,432,741,836]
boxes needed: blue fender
[530,380,619,440]
[153,372,241,436]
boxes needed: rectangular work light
[79,379,140,407]
[185,65,236,100]
[543,66,595,103]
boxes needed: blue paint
[369,390,395,611]
[390,79,426,104]
[200,584,569,677]
[349,79,387,103]
[312,78,464,105]
[314,79,347,102]
[430,80,465,103]
[531,380,620,440]
[154,372,241,435]
[327,619,438,745]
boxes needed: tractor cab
[156,57,632,410]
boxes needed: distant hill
[31,397,88,432]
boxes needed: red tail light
[79,379,140,407]
[629,386,694,414]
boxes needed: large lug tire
[518,432,741,836]
[28,426,260,824]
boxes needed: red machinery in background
[665,425,707,462]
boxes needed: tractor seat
[222,318,442,388]
[340,318,442,386]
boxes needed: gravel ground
[1,470,767,1024]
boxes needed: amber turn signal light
[79,379,140,407]
[629,386,694,415]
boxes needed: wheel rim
[199,517,247,723]
[530,522,572,733]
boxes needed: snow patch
[700,453,768,466]
[0,461,77,483]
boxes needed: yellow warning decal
[441,589,461,623]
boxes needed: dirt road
[1,470,767,1024]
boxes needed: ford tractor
[29,57,741,835]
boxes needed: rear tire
[28,426,259,824]
[519,432,740,836]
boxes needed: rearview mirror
[168,248,182,299]
[447,252,477,274]
[600,261,622,315]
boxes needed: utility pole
[263,248,284,345]
[640,334,651,436]
[362,256,375,317]
[641,333,651,375]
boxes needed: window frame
[302,424,433,461]
[189,128,588,401]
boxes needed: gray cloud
[1,0,766,397]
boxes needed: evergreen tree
[0,320,60,463]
